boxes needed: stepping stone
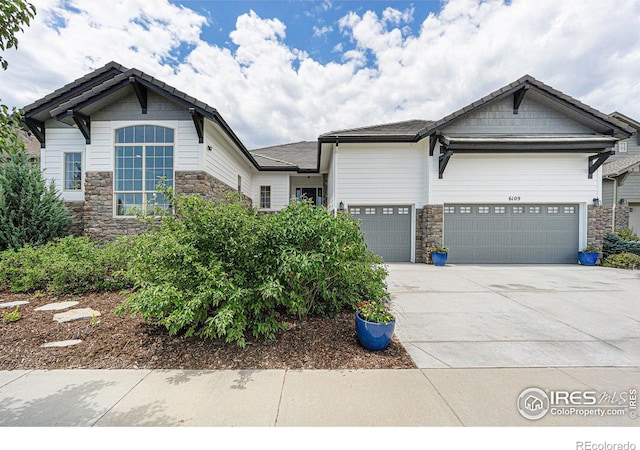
[41,339,82,348]
[35,301,79,311]
[0,300,29,309]
[53,308,101,323]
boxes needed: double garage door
[444,204,579,264]
[350,203,579,264]
[349,205,412,262]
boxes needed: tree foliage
[0,0,36,70]
[0,146,70,250]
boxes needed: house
[602,112,640,233]
[20,62,634,263]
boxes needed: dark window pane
[116,129,125,143]
[124,127,134,143]
[164,128,174,143]
[134,125,144,143]
[154,127,164,143]
[145,125,155,143]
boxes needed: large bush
[117,192,388,346]
[602,232,640,259]
[603,253,640,270]
[0,235,133,293]
[0,146,70,250]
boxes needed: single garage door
[349,205,412,262]
[444,204,579,264]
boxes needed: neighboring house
[602,112,640,233]
[20,62,633,263]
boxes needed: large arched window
[114,125,174,216]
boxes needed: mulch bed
[0,292,415,370]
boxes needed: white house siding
[429,152,599,204]
[86,119,201,173]
[335,142,428,208]
[203,121,255,198]
[252,172,290,211]
[41,122,86,202]
[443,95,594,134]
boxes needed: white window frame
[114,125,174,217]
[63,152,82,191]
[259,185,271,209]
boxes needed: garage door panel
[350,205,411,262]
[444,204,579,264]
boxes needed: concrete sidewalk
[1,368,638,426]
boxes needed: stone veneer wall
[64,201,85,237]
[419,205,444,263]
[615,205,630,231]
[83,170,251,240]
[84,171,145,240]
[587,205,613,252]
[415,207,424,264]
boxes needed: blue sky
[172,1,436,65]
[1,0,639,148]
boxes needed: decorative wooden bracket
[71,111,91,144]
[129,77,147,114]
[189,108,204,144]
[588,150,614,179]
[513,86,529,114]
[22,118,46,148]
[429,133,440,156]
[439,149,453,179]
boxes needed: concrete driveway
[387,264,640,369]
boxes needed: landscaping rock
[0,300,29,309]
[35,301,79,312]
[53,308,101,323]
[41,339,83,348]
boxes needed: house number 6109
[508,196,521,201]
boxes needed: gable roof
[610,112,640,133]
[250,141,318,171]
[602,154,640,178]
[422,75,634,139]
[20,61,260,170]
[318,75,634,144]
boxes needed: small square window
[444,206,455,214]
[349,207,361,215]
[478,206,490,214]
[547,206,559,214]
[365,208,376,215]
[564,206,575,214]
[494,206,506,214]
[529,206,541,214]
[513,206,524,214]
[460,206,471,214]
[618,141,628,154]
[398,207,409,215]
[382,207,393,215]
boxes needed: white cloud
[313,25,333,37]
[2,0,640,149]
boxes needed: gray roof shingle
[603,154,640,178]
[250,141,317,170]
[319,119,432,141]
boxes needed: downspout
[604,176,618,232]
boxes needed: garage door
[444,204,579,264]
[349,206,412,262]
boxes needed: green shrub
[603,253,640,270]
[0,236,133,293]
[117,192,388,347]
[602,232,640,259]
[616,228,640,241]
[0,147,70,251]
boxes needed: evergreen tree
[0,144,70,250]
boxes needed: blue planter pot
[355,312,395,351]
[431,252,448,266]
[578,251,599,266]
